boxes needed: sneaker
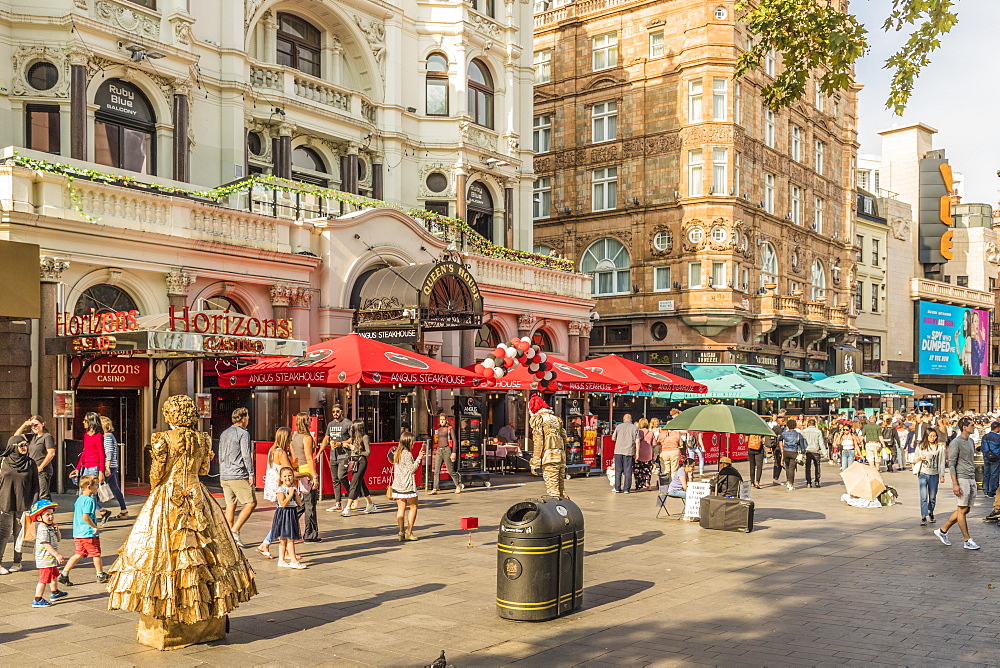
[920,517,927,526]
[49,590,68,602]
[0,566,8,575]
[32,598,52,607]
[929,513,936,523]
[341,508,351,517]
[98,509,112,527]
[364,504,377,514]
[57,573,73,586]
[232,532,245,548]
[934,529,952,546]
[325,504,343,512]
[277,561,289,568]
[814,482,820,488]
[8,563,22,573]
[786,484,794,491]
[96,572,110,584]
[287,561,308,569]
[964,539,981,550]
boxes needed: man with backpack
[770,416,786,485]
[780,419,807,490]
[980,421,1000,499]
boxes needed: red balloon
[485,378,496,387]
[504,357,515,368]
[483,367,495,378]
[474,363,485,374]
[494,346,506,358]
[518,341,530,351]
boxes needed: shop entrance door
[74,389,143,484]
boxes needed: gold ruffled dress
[107,418,257,625]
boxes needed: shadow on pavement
[0,623,69,644]
[585,530,663,556]
[582,579,656,608]
[754,508,827,521]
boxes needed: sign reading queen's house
[45,306,306,359]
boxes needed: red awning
[218,334,481,389]
[583,355,708,393]
[467,356,628,393]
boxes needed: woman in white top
[833,424,856,471]
[390,433,424,542]
[914,429,944,526]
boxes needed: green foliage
[735,0,960,115]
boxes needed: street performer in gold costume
[528,394,569,498]
[106,395,257,650]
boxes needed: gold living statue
[528,394,569,498]
[106,395,257,650]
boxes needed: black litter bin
[497,497,584,621]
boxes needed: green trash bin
[496,497,584,621]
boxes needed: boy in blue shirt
[58,475,108,586]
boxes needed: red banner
[74,357,149,388]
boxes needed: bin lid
[499,497,584,538]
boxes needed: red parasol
[467,355,628,393]
[219,333,481,389]
[582,355,708,394]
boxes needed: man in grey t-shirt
[317,406,354,511]
[934,416,980,550]
[611,414,640,494]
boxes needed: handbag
[97,481,115,503]
[347,457,360,473]
[911,459,923,476]
[385,485,395,500]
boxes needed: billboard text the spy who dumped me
[918,301,989,376]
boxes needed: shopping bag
[97,482,115,503]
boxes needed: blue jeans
[78,466,100,495]
[841,449,854,470]
[918,473,939,518]
[983,459,1000,497]
[668,490,686,499]
[103,468,127,511]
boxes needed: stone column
[454,41,468,117]
[269,283,292,321]
[344,143,359,195]
[503,186,514,248]
[274,122,294,179]
[39,257,69,491]
[568,320,584,363]
[578,321,593,360]
[69,51,88,160]
[517,313,536,338]
[261,10,278,64]
[288,288,313,349]
[172,91,190,182]
[455,164,468,223]
[372,162,384,201]
[326,36,344,86]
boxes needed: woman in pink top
[634,419,656,491]
[72,412,106,493]
[658,428,683,482]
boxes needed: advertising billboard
[918,301,989,376]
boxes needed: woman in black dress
[0,435,39,574]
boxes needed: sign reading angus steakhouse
[47,306,306,358]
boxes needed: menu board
[582,415,598,468]
[564,410,584,467]
[454,397,484,473]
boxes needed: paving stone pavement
[1,461,999,667]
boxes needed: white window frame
[734,151,741,194]
[591,100,618,143]
[760,242,778,288]
[533,49,552,84]
[649,31,664,58]
[711,261,726,288]
[815,139,825,175]
[687,149,703,197]
[814,87,825,112]
[734,82,742,125]
[791,125,801,162]
[688,79,703,123]
[532,177,551,220]
[712,148,727,195]
[592,166,617,211]
[654,265,672,291]
[581,237,631,296]
[653,230,672,251]
[712,77,728,121]
[532,114,551,153]
[764,172,775,214]
[689,261,703,288]
[811,260,826,300]
[790,184,801,224]
[765,48,776,77]
[764,108,775,148]
[592,32,618,71]
[814,197,824,233]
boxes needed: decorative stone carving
[888,216,910,241]
[245,0,266,27]
[680,124,734,146]
[417,163,455,198]
[96,1,159,39]
[590,145,618,163]
[269,283,293,307]
[11,47,72,98]
[517,313,536,331]
[354,15,386,68]
[987,242,1000,265]
[831,258,842,285]
[290,287,313,308]
[649,225,674,257]
[459,121,499,151]
[469,13,502,39]
[172,15,195,45]
[40,257,70,283]
[568,321,586,336]
[622,139,644,159]
[645,133,681,156]
[534,156,551,173]
[165,270,195,296]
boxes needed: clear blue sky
[853,0,999,205]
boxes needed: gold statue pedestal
[137,614,228,650]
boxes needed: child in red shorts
[58,475,108,586]
[29,499,66,607]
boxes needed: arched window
[74,284,138,316]
[476,322,501,348]
[94,79,156,175]
[581,237,631,296]
[277,13,321,77]
[291,146,328,186]
[532,329,553,352]
[202,296,244,313]
[426,53,449,116]
[759,241,778,290]
[811,260,826,300]
[468,60,494,129]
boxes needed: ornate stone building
[532,0,858,374]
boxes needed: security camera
[590,312,600,321]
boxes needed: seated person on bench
[711,456,744,497]
[666,458,696,498]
